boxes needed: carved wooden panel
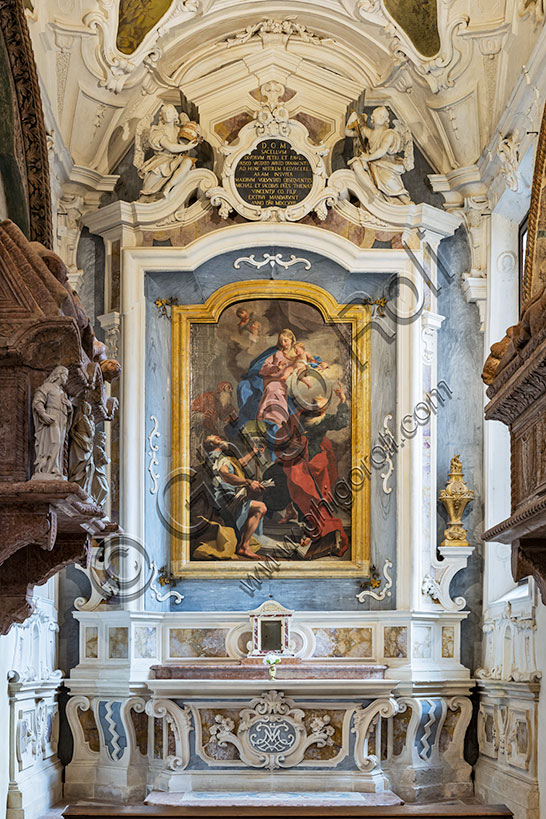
[0,368,29,481]
[0,0,52,246]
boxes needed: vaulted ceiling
[27,0,546,196]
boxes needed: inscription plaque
[234,139,314,208]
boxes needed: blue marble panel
[144,247,397,612]
[98,700,127,761]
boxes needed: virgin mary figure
[229,328,298,444]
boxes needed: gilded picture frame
[170,280,371,578]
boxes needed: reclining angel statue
[134,103,202,200]
[345,106,414,205]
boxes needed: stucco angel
[134,103,202,200]
[345,106,414,205]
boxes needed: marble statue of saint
[345,106,414,204]
[91,431,109,508]
[134,104,202,200]
[31,366,73,480]
[69,402,95,496]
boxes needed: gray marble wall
[437,226,484,674]
[76,227,105,337]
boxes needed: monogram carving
[247,719,298,753]
[208,691,335,770]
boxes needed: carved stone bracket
[353,698,399,772]
[430,167,489,328]
[496,132,524,193]
[145,699,192,771]
[422,546,474,612]
[98,312,121,359]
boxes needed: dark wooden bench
[63,803,513,818]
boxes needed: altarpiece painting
[171,281,370,577]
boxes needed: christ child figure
[283,342,328,389]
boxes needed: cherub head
[236,307,250,325]
[249,320,261,336]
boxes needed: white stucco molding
[85,197,462,249]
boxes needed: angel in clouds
[345,106,414,204]
[134,103,202,200]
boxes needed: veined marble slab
[150,662,387,679]
[145,790,403,806]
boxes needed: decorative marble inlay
[439,704,458,753]
[303,710,343,760]
[367,720,376,757]
[383,626,408,659]
[134,626,157,659]
[167,722,176,756]
[85,626,98,659]
[214,112,254,144]
[516,720,529,755]
[200,709,241,761]
[312,627,373,659]
[442,626,455,658]
[153,717,163,759]
[78,707,100,752]
[484,712,495,745]
[108,627,129,659]
[169,628,229,658]
[130,707,148,756]
[412,626,432,659]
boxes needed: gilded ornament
[439,455,474,547]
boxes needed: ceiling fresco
[384,0,440,57]
[115,0,442,57]
[116,0,173,53]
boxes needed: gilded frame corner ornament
[170,280,371,578]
